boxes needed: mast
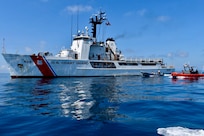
[89,11,106,38]
[2,38,6,53]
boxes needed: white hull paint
[2,53,174,78]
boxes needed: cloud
[167,52,174,58]
[137,9,147,17]
[176,51,189,58]
[157,16,171,22]
[65,5,92,14]
[0,64,7,69]
[165,51,189,59]
[40,40,47,47]
[39,40,47,49]
[124,11,135,17]
[136,9,171,23]
[25,47,32,53]
[123,9,147,17]
[0,64,8,73]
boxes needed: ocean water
[0,73,204,136]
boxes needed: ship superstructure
[2,11,174,78]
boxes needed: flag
[106,21,111,26]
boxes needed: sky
[1,0,204,73]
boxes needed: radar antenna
[89,11,107,38]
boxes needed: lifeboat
[171,64,204,79]
[171,72,204,79]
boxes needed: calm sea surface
[0,73,204,136]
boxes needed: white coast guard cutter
[2,11,174,78]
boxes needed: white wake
[157,126,204,136]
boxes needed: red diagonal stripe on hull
[31,55,54,77]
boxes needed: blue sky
[1,0,204,73]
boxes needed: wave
[157,126,204,136]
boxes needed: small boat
[141,71,163,78]
[171,64,204,79]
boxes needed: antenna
[89,11,107,38]
[76,8,79,34]
[85,26,89,36]
[2,38,6,54]
[70,14,73,46]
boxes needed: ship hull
[2,53,174,78]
